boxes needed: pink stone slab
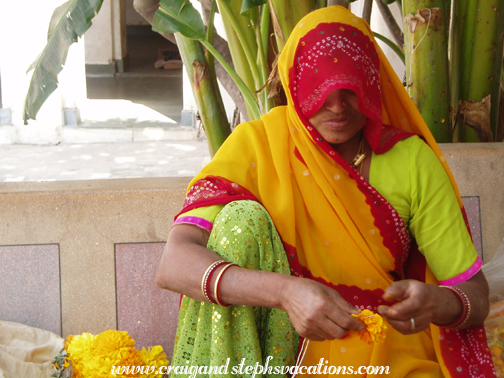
[462,196,482,258]
[0,244,61,335]
[115,242,179,359]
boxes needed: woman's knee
[207,200,286,272]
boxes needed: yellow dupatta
[179,6,495,377]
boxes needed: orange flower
[351,309,387,344]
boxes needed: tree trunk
[362,0,373,24]
[328,0,349,8]
[132,0,247,119]
[403,2,451,142]
[176,35,231,156]
[375,0,404,46]
[451,0,504,142]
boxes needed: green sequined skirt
[171,200,300,378]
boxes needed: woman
[157,6,495,377]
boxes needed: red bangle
[436,285,471,329]
[213,263,237,307]
[201,260,227,303]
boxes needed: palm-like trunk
[403,1,451,142]
[451,0,504,142]
[176,35,231,157]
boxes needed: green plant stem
[260,3,271,60]
[201,39,261,120]
[452,0,504,142]
[253,8,275,113]
[216,0,262,93]
[373,32,405,63]
[403,3,451,142]
[269,0,290,52]
[458,0,478,101]
[205,0,218,79]
[466,0,504,141]
[290,0,314,26]
[176,34,231,156]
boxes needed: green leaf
[153,0,206,39]
[373,31,405,63]
[241,0,267,15]
[23,0,103,124]
[380,0,397,4]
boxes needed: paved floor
[0,140,211,182]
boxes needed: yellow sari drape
[179,6,495,377]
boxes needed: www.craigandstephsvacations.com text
[111,356,390,376]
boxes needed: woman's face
[308,89,367,146]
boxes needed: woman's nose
[324,89,348,113]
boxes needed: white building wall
[85,0,126,66]
[0,0,87,144]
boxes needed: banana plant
[451,0,504,142]
[402,0,451,143]
[403,0,504,142]
[23,0,104,124]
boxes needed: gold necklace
[350,133,366,175]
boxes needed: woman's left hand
[377,280,449,335]
[378,271,490,334]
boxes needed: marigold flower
[351,309,387,344]
[140,346,170,378]
[65,332,96,378]
[63,330,170,378]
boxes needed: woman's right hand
[280,277,366,341]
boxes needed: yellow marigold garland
[56,330,169,378]
[351,309,387,344]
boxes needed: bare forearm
[156,224,291,309]
[434,271,489,329]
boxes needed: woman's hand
[378,271,490,334]
[377,280,442,334]
[281,277,366,341]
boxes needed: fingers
[381,280,433,317]
[378,310,431,335]
[285,279,367,340]
[381,280,412,303]
[379,280,437,335]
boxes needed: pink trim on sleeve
[439,256,482,286]
[172,216,213,233]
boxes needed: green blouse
[176,136,480,285]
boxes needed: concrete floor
[0,140,211,182]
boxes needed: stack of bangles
[201,260,238,307]
[435,285,471,329]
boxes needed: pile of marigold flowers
[52,330,169,378]
[351,309,387,344]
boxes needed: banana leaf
[23,0,103,124]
